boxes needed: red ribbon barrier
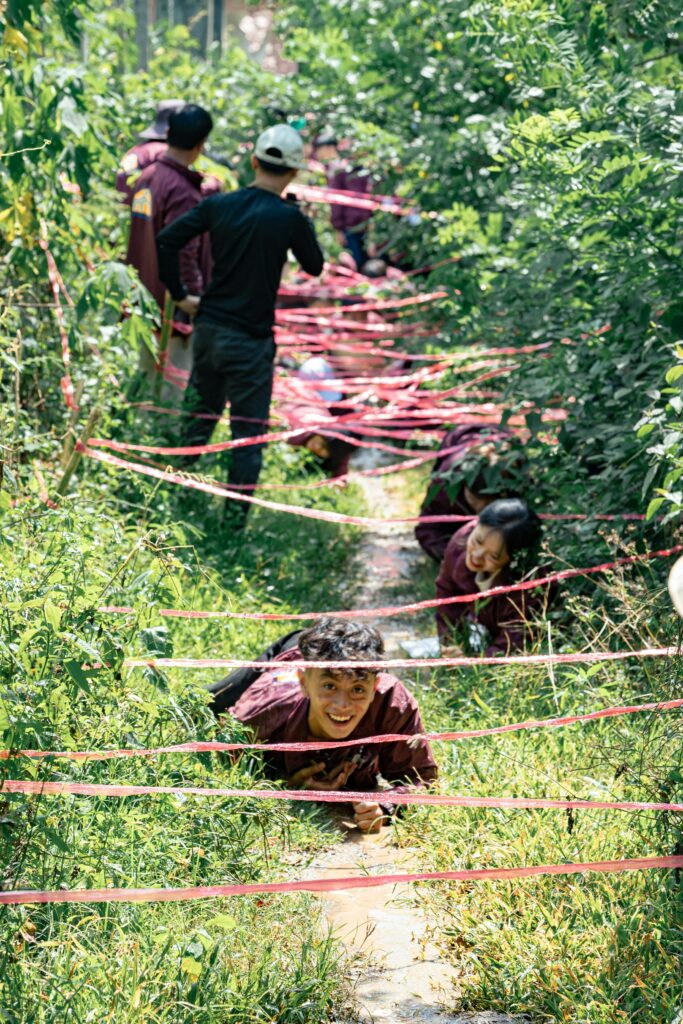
[39,240,77,411]
[276,291,447,316]
[4,696,682,762]
[1,855,681,906]
[123,647,678,671]
[288,182,414,216]
[80,446,676,564]
[3,779,682,816]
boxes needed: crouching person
[207,618,437,832]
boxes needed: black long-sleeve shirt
[157,185,324,338]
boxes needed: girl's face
[465,524,510,576]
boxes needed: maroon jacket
[125,155,211,316]
[416,424,512,562]
[116,141,167,204]
[328,164,373,231]
[117,142,222,205]
[435,520,545,655]
[231,647,437,793]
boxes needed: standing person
[125,104,214,401]
[328,153,373,269]
[117,100,226,205]
[156,124,324,522]
[116,100,183,204]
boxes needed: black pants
[182,322,275,490]
[207,629,303,715]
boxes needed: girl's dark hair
[478,498,542,559]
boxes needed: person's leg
[221,338,275,492]
[161,331,193,407]
[207,629,303,715]
[180,322,229,461]
[344,230,368,269]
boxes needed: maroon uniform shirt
[126,155,211,322]
[231,647,437,793]
[416,424,512,562]
[117,141,222,205]
[116,141,167,204]
[328,164,373,232]
[435,520,547,654]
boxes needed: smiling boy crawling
[209,618,437,833]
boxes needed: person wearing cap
[117,100,227,205]
[116,101,184,204]
[126,104,214,401]
[156,124,324,519]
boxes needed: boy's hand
[175,295,200,316]
[352,801,386,833]
[288,760,356,791]
[441,644,463,657]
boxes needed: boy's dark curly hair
[298,618,384,663]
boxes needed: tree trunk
[134,0,149,70]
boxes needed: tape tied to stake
[1,855,682,905]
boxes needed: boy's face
[298,667,378,739]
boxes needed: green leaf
[57,95,88,138]
[180,957,202,980]
[665,365,683,385]
[207,913,237,932]
[645,497,665,520]
[44,599,62,632]
[64,659,91,694]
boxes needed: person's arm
[377,703,438,790]
[484,593,533,656]
[290,212,324,277]
[156,199,212,301]
[435,565,468,641]
[163,191,208,296]
[351,701,437,833]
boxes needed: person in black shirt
[156,124,324,518]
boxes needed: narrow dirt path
[308,453,522,1023]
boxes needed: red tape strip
[276,291,447,316]
[3,779,683,815]
[124,647,678,671]
[2,856,681,905]
[40,241,77,411]
[4,696,681,761]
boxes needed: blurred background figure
[327,142,373,269]
[116,100,184,204]
[669,555,683,616]
[125,103,215,403]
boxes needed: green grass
[397,640,683,1022]
[0,442,367,1024]
[2,387,683,1023]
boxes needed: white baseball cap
[254,124,306,170]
